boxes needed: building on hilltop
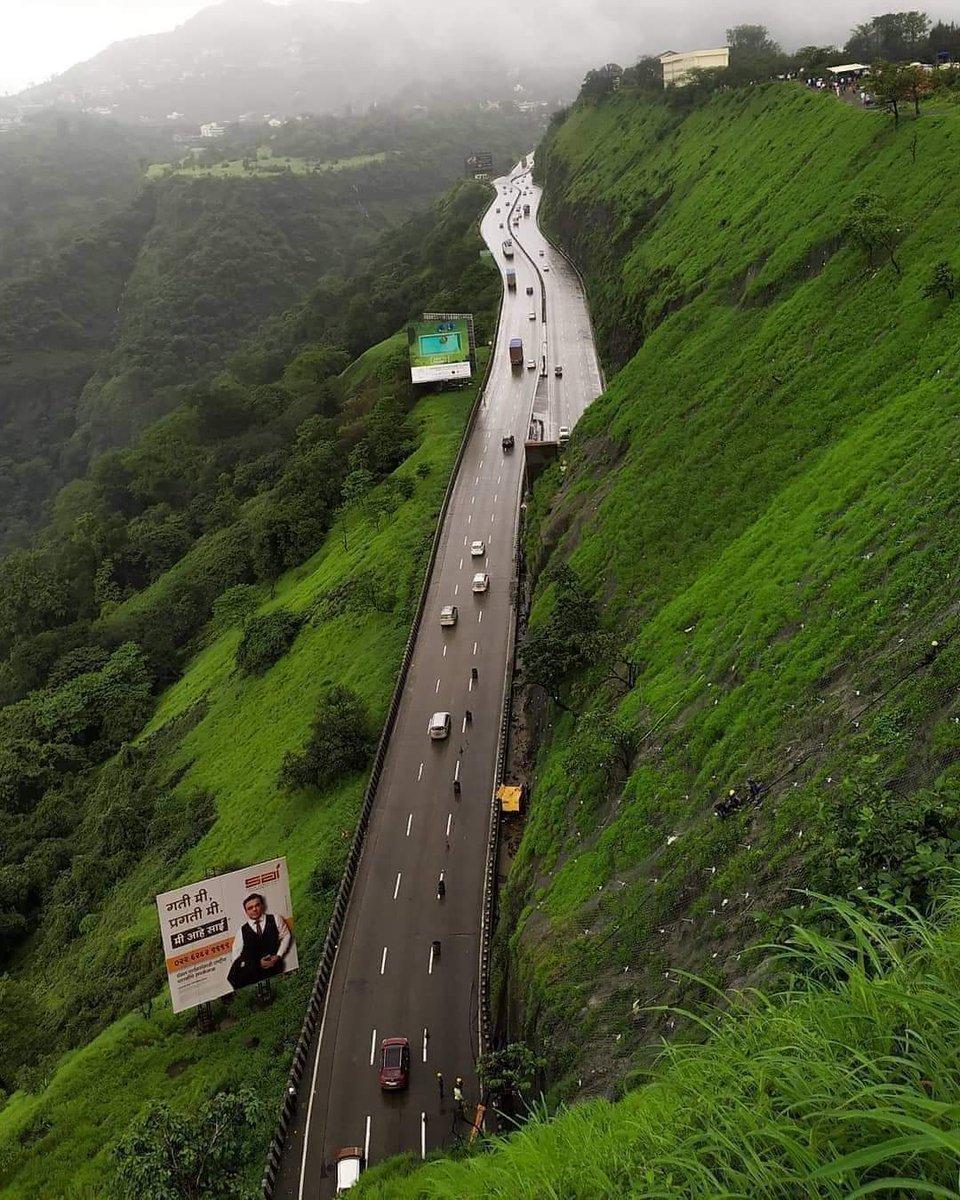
[658,48,730,87]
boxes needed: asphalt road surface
[275,162,602,1198]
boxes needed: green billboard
[407,317,472,384]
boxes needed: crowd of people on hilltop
[805,74,876,104]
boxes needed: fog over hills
[8,0,594,122]
[5,0,908,123]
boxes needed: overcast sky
[1,0,952,96]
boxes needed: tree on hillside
[279,685,374,792]
[868,60,916,125]
[726,24,781,56]
[923,260,956,300]
[726,24,783,83]
[521,565,602,711]
[842,191,905,275]
[845,12,931,63]
[579,64,624,102]
[791,45,841,72]
[113,1089,265,1200]
[928,21,960,61]
[622,56,663,92]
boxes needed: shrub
[279,684,375,791]
[234,610,302,676]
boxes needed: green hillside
[359,83,960,1195]
[0,165,497,1195]
[0,340,477,1197]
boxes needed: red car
[378,1037,410,1090]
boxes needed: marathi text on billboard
[156,857,298,1013]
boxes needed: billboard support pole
[197,1002,214,1033]
[256,979,273,1006]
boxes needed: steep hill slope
[493,84,960,1098]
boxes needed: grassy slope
[0,336,478,1197]
[499,83,960,1090]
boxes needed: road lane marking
[471,495,475,505]
[394,873,402,900]
[446,812,453,837]
[461,715,467,733]
[478,610,483,623]
[370,1029,377,1065]
[454,584,459,596]
[459,557,463,569]
[497,474,502,484]
[435,678,441,694]
[428,944,436,975]
[490,513,495,523]
[406,813,413,836]
[422,1028,430,1061]
[443,645,447,658]
[380,947,388,975]
[454,759,460,782]
[364,1115,371,1163]
[473,641,478,655]
[468,675,474,693]
[494,494,498,504]
[418,761,423,780]
[475,475,480,485]
[421,1114,427,1159]
[467,514,472,525]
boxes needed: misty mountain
[7,0,608,123]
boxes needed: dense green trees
[0,168,497,1101]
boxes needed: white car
[543,265,550,271]
[428,711,452,739]
[538,249,544,256]
[470,540,486,557]
[440,604,458,626]
[472,572,490,594]
[526,359,536,370]
[558,426,570,446]
[528,311,536,320]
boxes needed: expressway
[274,163,602,1198]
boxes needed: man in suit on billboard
[227,892,292,990]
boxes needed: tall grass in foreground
[361,891,960,1197]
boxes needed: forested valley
[0,108,533,549]
[0,107,513,1120]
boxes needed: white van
[558,426,570,446]
[335,1147,364,1192]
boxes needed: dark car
[378,1037,410,1090]
[502,434,515,451]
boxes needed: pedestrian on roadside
[452,1076,464,1116]
[436,1071,444,1101]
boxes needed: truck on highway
[509,337,523,367]
[505,267,516,291]
[502,239,514,259]
[523,203,530,216]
